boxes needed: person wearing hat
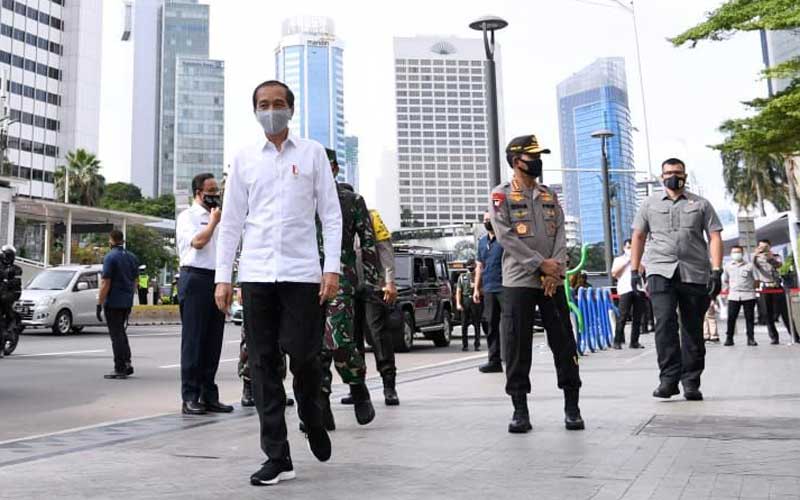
[137,265,149,305]
[456,259,482,352]
[489,134,584,434]
[315,147,382,430]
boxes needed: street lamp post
[470,15,508,189]
[592,129,615,284]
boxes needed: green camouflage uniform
[318,183,381,393]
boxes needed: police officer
[474,211,505,373]
[456,259,482,352]
[317,148,382,430]
[176,173,233,415]
[630,158,723,401]
[98,229,139,379]
[723,245,757,346]
[752,239,798,344]
[137,266,149,305]
[490,134,584,434]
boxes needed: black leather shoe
[250,459,295,486]
[629,343,645,349]
[612,343,623,350]
[563,389,585,430]
[474,345,481,352]
[203,400,234,413]
[305,426,331,462]
[104,371,128,380]
[724,336,734,346]
[771,338,780,345]
[124,364,134,376]
[350,383,375,425]
[461,346,469,352]
[478,362,503,373]
[241,382,255,407]
[747,338,758,346]
[652,383,680,399]
[182,401,207,415]
[384,387,400,406]
[340,394,354,405]
[683,387,703,401]
[508,394,532,434]
[321,395,336,431]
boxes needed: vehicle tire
[71,326,84,334]
[52,309,72,336]
[395,310,414,353]
[432,309,452,347]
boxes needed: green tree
[54,149,106,206]
[104,182,142,204]
[125,225,175,275]
[721,150,788,215]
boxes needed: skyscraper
[394,36,501,228]
[128,0,224,200]
[557,57,636,254]
[344,135,358,189]
[763,30,800,94]
[275,17,347,181]
[0,0,103,199]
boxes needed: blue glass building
[275,17,349,183]
[557,57,637,254]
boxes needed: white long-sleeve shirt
[215,134,342,284]
[176,203,217,270]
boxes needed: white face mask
[255,109,292,135]
[731,252,743,262]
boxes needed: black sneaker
[104,371,128,380]
[305,426,331,462]
[683,387,703,401]
[478,362,503,373]
[250,459,295,486]
[461,346,469,352]
[724,337,734,346]
[652,383,680,399]
[747,338,758,346]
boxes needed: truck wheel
[432,310,452,347]
[395,311,414,353]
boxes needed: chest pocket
[647,205,672,232]
[508,199,533,238]
[542,203,558,237]
[680,204,702,230]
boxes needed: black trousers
[242,282,323,461]
[105,307,131,372]
[614,292,644,346]
[461,299,482,348]
[138,288,148,306]
[726,299,756,339]
[178,270,225,403]
[648,274,710,389]
[483,291,504,365]
[358,298,397,379]
[503,286,581,396]
[762,289,792,341]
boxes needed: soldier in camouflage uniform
[317,148,382,429]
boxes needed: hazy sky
[98,0,767,226]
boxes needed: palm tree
[721,150,788,216]
[55,149,106,206]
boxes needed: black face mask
[203,194,221,209]
[663,175,685,191]
[484,221,493,232]
[519,158,543,178]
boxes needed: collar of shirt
[661,191,689,202]
[261,133,298,153]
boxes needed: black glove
[631,270,644,294]
[708,269,723,299]
[96,304,104,323]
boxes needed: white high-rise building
[394,36,503,228]
[0,0,103,199]
[275,17,349,183]
[764,30,800,94]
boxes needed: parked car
[15,265,105,335]
[368,246,453,352]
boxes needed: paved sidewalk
[1,326,798,500]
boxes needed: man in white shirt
[611,239,645,349]
[176,173,233,415]
[215,80,342,487]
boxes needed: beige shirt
[723,261,756,301]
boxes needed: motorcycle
[0,244,22,358]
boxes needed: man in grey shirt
[752,239,798,344]
[723,245,757,346]
[630,158,723,401]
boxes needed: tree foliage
[721,149,789,213]
[125,225,176,274]
[54,149,106,206]
[104,182,143,204]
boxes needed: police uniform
[633,191,722,395]
[752,250,795,343]
[723,259,757,345]
[457,269,482,350]
[490,135,582,433]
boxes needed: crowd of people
[91,79,797,488]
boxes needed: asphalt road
[0,323,483,442]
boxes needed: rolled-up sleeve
[314,147,342,275]
[215,157,248,283]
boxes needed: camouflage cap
[505,135,551,156]
[325,148,338,166]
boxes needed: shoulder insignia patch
[492,192,506,209]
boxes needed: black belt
[180,266,215,277]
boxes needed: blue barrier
[574,286,619,355]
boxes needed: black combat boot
[564,388,585,430]
[508,394,532,434]
[724,335,734,346]
[241,380,255,407]
[383,373,400,406]
[350,383,376,425]
[321,393,336,431]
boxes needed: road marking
[159,357,238,369]
[12,349,106,358]
[393,353,485,376]
[128,332,181,338]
